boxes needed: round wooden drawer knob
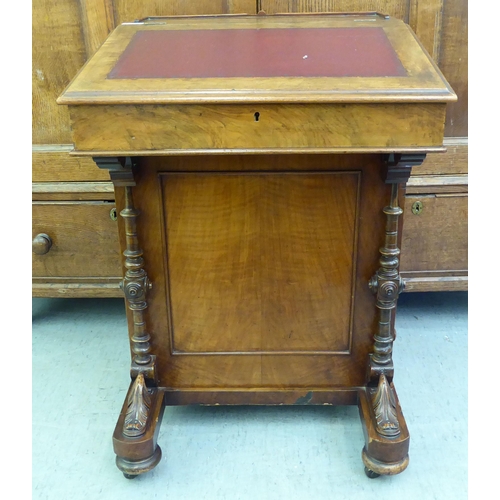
[32,233,52,255]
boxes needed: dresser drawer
[32,202,121,279]
[400,193,467,291]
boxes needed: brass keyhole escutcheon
[411,201,423,215]
[110,208,118,221]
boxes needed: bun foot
[116,445,162,477]
[361,446,409,476]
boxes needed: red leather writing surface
[108,27,406,79]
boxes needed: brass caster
[364,466,381,479]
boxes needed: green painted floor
[32,292,467,500]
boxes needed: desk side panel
[127,155,389,390]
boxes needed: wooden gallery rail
[58,13,456,479]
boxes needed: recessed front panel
[162,172,359,355]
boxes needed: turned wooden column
[94,156,157,384]
[368,153,426,382]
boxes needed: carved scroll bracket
[94,156,136,186]
[383,153,426,184]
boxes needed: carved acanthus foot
[370,373,400,437]
[358,380,409,476]
[123,373,152,437]
[113,378,166,477]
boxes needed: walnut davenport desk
[58,13,455,479]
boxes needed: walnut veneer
[58,12,455,479]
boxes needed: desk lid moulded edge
[57,13,457,106]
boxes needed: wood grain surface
[32,182,115,201]
[438,0,467,136]
[68,102,447,153]
[79,0,116,57]
[116,154,390,389]
[32,281,122,297]
[113,0,256,24]
[32,145,111,182]
[415,138,467,175]
[400,193,467,273]
[163,172,359,354]
[32,0,86,144]
[32,202,121,278]
[259,1,408,20]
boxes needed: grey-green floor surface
[32,292,467,500]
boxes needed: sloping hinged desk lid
[58,13,456,105]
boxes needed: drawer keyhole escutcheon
[254,112,260,122]
[411,201,423,215]
[110,208,118,221]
